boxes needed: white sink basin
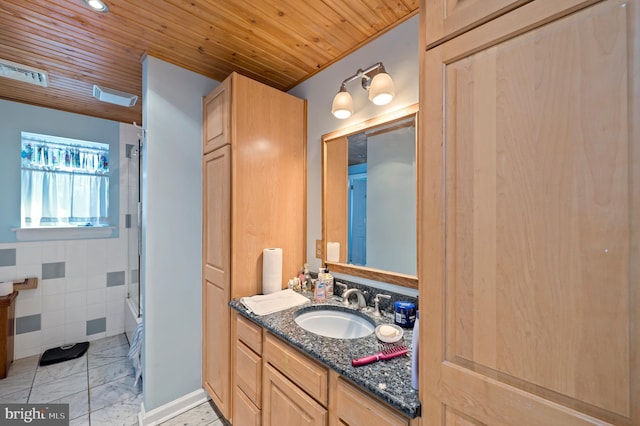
[294,307,375,339]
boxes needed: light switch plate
[315,240,323,259]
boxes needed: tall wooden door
[202,145,231,418]
[420,0,639,424]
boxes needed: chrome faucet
[342,288,367,310]
[373,293,391,317]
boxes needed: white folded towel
[241,289,309,316]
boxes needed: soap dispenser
[314,268,326,302]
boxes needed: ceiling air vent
[0,59,48,87]
[93,85,138,107]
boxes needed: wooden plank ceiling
[0,0,418,124]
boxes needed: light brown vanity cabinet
[262,333,328,426]
[202,72,306,421]
[420,0,639,425]
[261,332,417,426]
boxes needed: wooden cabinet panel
[420,0,639,425]
[323,136,349,263]
[202,73,306,422]
[335,377,408,426]
[264,333,328,405]
[423,0,530,47]
[203,79,230,153]
[237,314,263,354]
[234,386,262,426]
[203,279,230,415]
[236,340,262,408]
[263,364,327,426]
[202,145,231,418]
[0,292,17,379]
[230,74,306,299]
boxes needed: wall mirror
[322,104,418,289]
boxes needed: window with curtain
[21,132,110,227]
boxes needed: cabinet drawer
[336,377,408,426]
[236,340,262,407]
[264,333,328,406]
[237,314,263,354]
[234,386,261,426]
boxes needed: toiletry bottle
[314,276,326,302]
[303,264,312,292]
[324,265,334,297]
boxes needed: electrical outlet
[315,240,323,259]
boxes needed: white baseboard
[138,388,210,426]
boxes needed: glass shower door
[126,141,141,317]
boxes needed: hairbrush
[351,343,408,367]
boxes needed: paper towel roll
[0,281,14,297]
[262,248,283,295]
[326,242,340,262]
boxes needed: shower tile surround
[0,125,139,360]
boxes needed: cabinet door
[202,145,231,417]
[234,387,261,426]
[203,78,230,153]
[420,0,639,425]
[334,377,408,426]
[263,364,327,426]
[424,0,530,46]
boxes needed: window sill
[12,226,115,241]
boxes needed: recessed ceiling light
[83,0,109,13]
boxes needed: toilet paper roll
[326,242,340,262]
[262,248,283,295]
[0,281,14,297]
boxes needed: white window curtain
[21,132,110,227]
[21,170,109,226]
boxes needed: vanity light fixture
[331,62,395,119]
[83,0,109,13]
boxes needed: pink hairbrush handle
[352,353,382,367]
[351,345,408,367]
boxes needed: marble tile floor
[0,334,222,426]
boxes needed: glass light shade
[84,0,109,12]
[331,90,353,119]
[368,72,395,105]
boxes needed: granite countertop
[229,294,421,418]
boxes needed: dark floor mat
[39,342,90,366]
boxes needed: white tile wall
[1,123,140,360]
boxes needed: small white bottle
[314,269,326,302]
